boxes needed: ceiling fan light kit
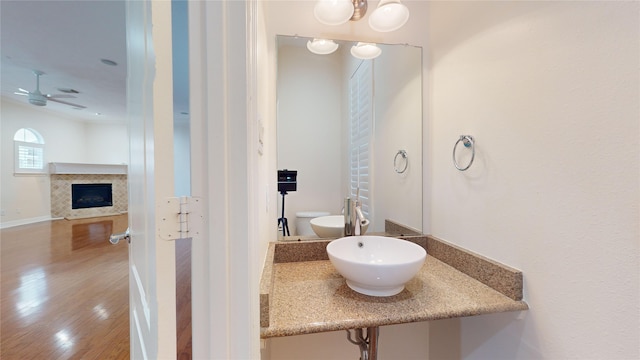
[15,70,87,109]
[29,92,47,107]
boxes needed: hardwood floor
[1,215,130,359]
[175,238,192,360]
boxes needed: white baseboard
[0,215,53,229]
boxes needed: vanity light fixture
[313,0,355,26]
[368,0,410,32]
[351,0,368,21]
[313,0,409,32]
[307,38,340,55]
[350,42,382,59]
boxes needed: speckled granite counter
[260,236,528,338]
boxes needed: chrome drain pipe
[346,327,379,360]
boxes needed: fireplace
[49,163,127,219]
[71,183,113,209]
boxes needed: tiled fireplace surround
[49,163,128,219]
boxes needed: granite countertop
[260,235,528,338]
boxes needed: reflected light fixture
[314,0,355,25]
[368,0,409,32]
[350,42,382,59]
[307,39,340,55]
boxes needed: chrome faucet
[344,197,353,236]
[344,196,367,236]
[354,200,365,236]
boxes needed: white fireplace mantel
[49,162,128,175]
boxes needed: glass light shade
[314,0,355,26]
[350,42,382,60]
[368,0,409,32]
[307,39,340,55]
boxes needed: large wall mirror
[276,35,422,239]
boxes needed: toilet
[295,211,330,236]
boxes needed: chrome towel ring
[453,135,475,171]
[394,150,408,174]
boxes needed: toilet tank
[295,211,330,236]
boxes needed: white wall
[83,122,129,164]
[428,1,639,359]
[0,98,128,226]
[257,0,276,286]
[277,44,344,235]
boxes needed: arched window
[13,128,46,174]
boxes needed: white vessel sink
[326,236,426,296]
[310,215,369,238]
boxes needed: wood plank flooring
[175,238,192,360]
[1,215,130,359]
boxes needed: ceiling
[1,0,127,123]
[4,1,194,126]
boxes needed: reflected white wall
[372,44,422,232]
[277,45,344,235]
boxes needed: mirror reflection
[276,35,422,239]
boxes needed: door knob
[110,227,130,244]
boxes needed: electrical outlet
[0,209,5,216]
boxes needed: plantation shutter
[349,60,373,218]
[14,140,45,173]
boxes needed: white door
[126,1,177,358]
[122,1,259,358]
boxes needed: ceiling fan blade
[17,88,29,93]
[14,92,29,96]
[47,97,87,109]
[47,94,76,99]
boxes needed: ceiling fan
[14,70,86,109]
